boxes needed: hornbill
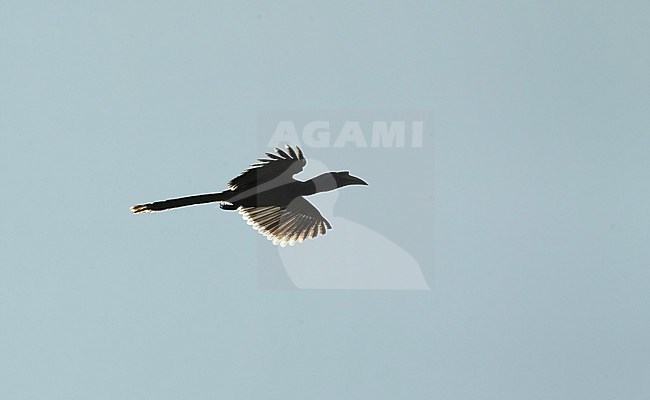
[131,145,367,246]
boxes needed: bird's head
[308,171,368,194]
[330,171,368,187]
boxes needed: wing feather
[265,152,282,160]
[238,197,331,246]
[228,145,306,190]
[274,147,290,159]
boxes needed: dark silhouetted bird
[131,145,367,246]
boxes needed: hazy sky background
[1,1,649,399]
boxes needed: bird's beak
[346,174,368,186]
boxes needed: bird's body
[227,179,310,207]
[131,145,367,246]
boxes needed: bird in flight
[131,145,368,246]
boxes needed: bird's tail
[130,191,230,214]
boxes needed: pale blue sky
[1,1,649,399]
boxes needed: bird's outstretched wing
[238,196,332,246]
[228,145,306,191]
